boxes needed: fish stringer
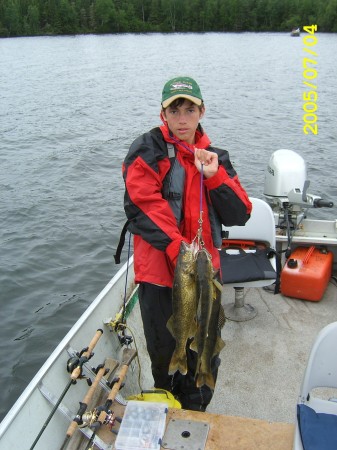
[193,163,206,252]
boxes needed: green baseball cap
[161,77,203,108]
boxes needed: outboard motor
[264,149,333,230]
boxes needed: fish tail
[196,372,215,390]
[168,350,188,376]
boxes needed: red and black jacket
[122,124,252,287]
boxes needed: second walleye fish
[191,248,225,389]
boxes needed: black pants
[138,282,220,411]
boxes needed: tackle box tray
[115,400,168,450]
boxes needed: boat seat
[220,197,277,321]
[293,321,337,450]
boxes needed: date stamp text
[302,25,318,135]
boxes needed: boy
[123,76,251,411]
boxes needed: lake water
[0,32,336,421]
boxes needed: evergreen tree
[3,0,21,35]
[0,0,335,37]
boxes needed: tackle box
[115,400,168,450]
[280,246,333,301]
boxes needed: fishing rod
[59,361,109,450]
[82,348,137,450]
[117,232,133,347]
[71,329,104,379]
[29,329,103,450]
[112,225,134,347]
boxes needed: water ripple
[0,32,336,421]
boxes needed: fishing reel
[66,345,98,383]
[67,356,80,374]
[117,331,133,347]
[106,313,133,346]
[81,406,120,431]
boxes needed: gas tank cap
[287,258,298,269]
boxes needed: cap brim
[162,94,202,109]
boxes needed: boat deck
[167,408,294,450]
[68,402,295,450]
[208,280,337,424]
[130,266,337,426]
[1,251,336,449]
[123,276,337,449]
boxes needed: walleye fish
[167,241,198,375]
[190,249,214,369]
[195,271,225,390]
[190,249,226,390]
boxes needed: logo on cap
[171,82,193,91]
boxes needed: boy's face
[162,99,205,145]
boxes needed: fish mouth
[196,247,212,260]
[180,241,190,252]
[180,241,200,257]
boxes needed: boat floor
[2,270,336,450]
[167,408,294,450]
[68,404,294,450]
[128,279,335,450]
[207,280,337,424]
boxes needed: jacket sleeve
[204,147,252,226]
[123,132,184,262]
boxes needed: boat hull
[0,257,146,449]
[0,216,336,449]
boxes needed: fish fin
[168,349,188,376]
[189,321,199,352]
[193,355,202,381]
[212,277,223,293]
[190,335,198,353]
[189,319,198,339]
[213,336,226,357]
[196,372,215,390]
[218,304,226,330]
[166,315,174,337]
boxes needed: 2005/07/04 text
[302,25,318,136]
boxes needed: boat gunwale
[0,256,134,436]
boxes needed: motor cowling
[264,150,333,225]
[264,149,307,199]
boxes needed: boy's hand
[194,148,219,178]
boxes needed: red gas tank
[280,246,333,301]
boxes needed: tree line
[1,0,336,38]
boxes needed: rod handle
[66,365,107,439]
[97,364,129,423]
[86,329,104,357]
[71,329,103,380]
